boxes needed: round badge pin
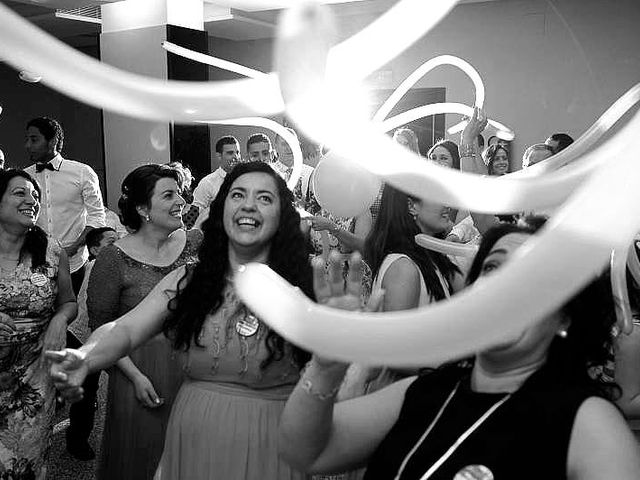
[30,272,48,287]
[236,312,260,337]
[454,465,494,480]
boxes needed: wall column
[100,0,210,207]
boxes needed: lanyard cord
[393,381,512,480]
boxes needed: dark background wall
[0,43,106,195]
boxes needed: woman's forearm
[80,321,135,374]
[55,300,78,326]
[279,359,348,471]
[116,356,145,382]
[332,228,365,253]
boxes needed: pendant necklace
[393,381,512,480]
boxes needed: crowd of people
[0,111,639,480]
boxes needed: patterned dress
[0,241,62,480]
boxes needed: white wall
[101,25,170,208]
[207,0,640,170]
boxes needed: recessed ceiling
[5,0,506,44]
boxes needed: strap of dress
[373,254,450,304]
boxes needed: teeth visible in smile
[237,218,258,226]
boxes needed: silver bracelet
[299,362,341,401]
[300,377,340,401]
[459,144,475,158]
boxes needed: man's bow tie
[36,162,55,173]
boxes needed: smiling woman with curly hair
[48,161,314,480]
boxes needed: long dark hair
[427,139,460,170]
[364,184,459,301]
[466,218,619,400]
[482,144,510,175]
[164,162,313,369]
[0,169,48,270]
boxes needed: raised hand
[312,251,383,369]
[462,106,488,145]
[45,349,89,403]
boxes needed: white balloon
[373,55,485,122]
[149,125,168,151]
[0,3,283,123]
[611,248,634,335]
[627,241,640,290]
[311,153,381,218]
[415,234,478,258]
[235,120,640,365]
[274,4,640,218]
[203,117,303,190]
[232,1,640,366]
[162,41,268,80]
[18,70,42,83]
[327,0,459,82]
[0,0,461,125]
[380,102,514,145]
[159,44,302,189]
[511,82,640,178]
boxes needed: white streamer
[162,42,268,80]
[373,55,485,122]
[627,241,640,289]
[611,248,634,335]
[415,234,478,258]
[203,117,303,190]
[0,4,283,123]
[512,82,640,177]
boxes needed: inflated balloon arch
[2,0,639,364]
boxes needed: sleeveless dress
[155,284,308,480]
[0,240,62,480]
[87,229,202,480]
[325,254,450,480]
[351,253,451,396]
[364,365,598,480]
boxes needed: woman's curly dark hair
[164,161,313,369]
[0,169,48,270]
[466,217,620,400]
[365,183,459,301]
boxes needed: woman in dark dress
[279,220,640,480]
[87,164,201,480]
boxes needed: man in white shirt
[186,135,241,229]
[247,132,276,163]
[25,117,106,289]
[24,116,105,460]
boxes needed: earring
[556,329,568,339]
[144,214,151,223]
